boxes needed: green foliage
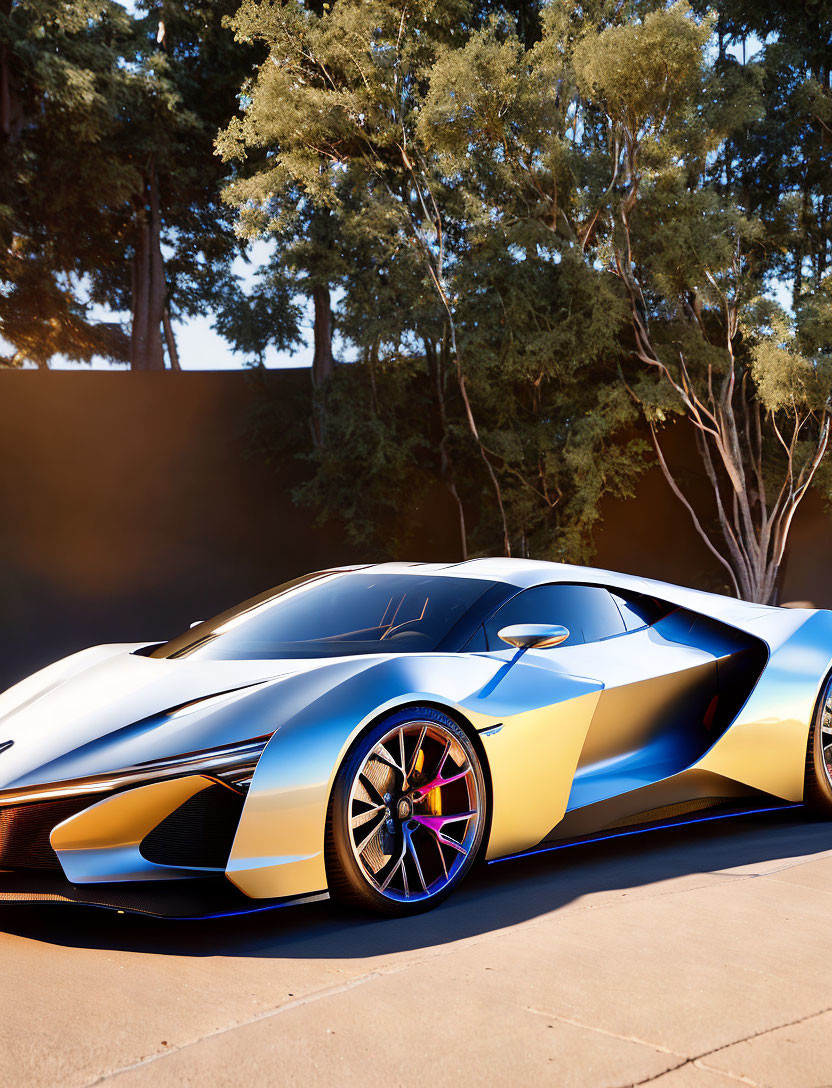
[0,1,136,365]
[0,0,292,368]
[218,0,652,561]
[572,3,712,155]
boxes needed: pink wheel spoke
[411,765,472,802]
[412,814,469,856]
[436,738,452,779]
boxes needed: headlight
[0,734,274,809]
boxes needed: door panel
[561,626,718,810]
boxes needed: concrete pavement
[2,809,832,1087]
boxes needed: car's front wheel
[326,707,487,916]
[806,671,832,813]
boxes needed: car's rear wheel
[806,671,832,813]
[326,707,487,916]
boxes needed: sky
[48,241,314,372]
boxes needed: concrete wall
[0,370,829,691]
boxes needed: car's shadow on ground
[1,809,829,959]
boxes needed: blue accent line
[180,904,285,921]
[169,892,329,922]
[487,803,805,866]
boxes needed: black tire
[805,672,832,814]
[325,706,487,917]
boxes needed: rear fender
[695,609,832,800]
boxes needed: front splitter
[0,870,328,919]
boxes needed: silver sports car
[1,559,831,918]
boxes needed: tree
[1,0,293,370]
[219,0,645,560]
[99,0,281,371]
[418,0,832,601]
[569,2,832,601]
[0,1,135,367]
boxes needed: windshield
[150,572,496,660]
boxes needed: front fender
[226,652,602,899]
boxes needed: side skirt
[487,799,802,867]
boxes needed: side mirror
[498,623,570,650]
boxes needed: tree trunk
[426,337,468,559]
[0,42,11,140]
[130,165,166,371]
[0,31,24,143]
[309,283,334,445]
[311,284,334,387]
[162,305,181,370]
[649,395,829,605]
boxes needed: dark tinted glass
[610,592,674,631]
[485,584,626,648]
[152,573,494,660]
[462,625,488,652]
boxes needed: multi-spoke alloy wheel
[327,707,487,915]
[806,671,832,814]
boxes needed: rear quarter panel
[695,608,832,799]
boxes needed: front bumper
[0,770,328,917]
[0,737,272,887]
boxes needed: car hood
[0,644,365,792]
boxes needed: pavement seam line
[716,848,832,880]
[524,1004,685,1059]
[88,920,532,1087]
[84,970,388,1086]
[631,1004,832,1086]
[692,1057,762,1085]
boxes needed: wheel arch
[323,697,495,861]
[804,667,832,810]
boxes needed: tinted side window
[461,624,488,652]
[610,592,674,632]
[485,585,626,648]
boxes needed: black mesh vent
[139,783,244,870]
[0,792,111,870]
